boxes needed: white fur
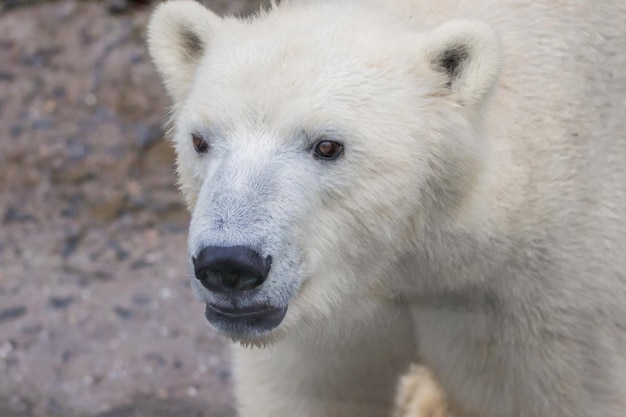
[147,1,626,416]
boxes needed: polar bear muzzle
[192,245,287,332]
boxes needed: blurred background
[0,0,268,415]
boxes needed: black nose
[193,246,272,293]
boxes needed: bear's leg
[232,303,416,417]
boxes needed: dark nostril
[193,246,272,293]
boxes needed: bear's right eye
[192,133,209,154]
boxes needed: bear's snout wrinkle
[193,245,272,293]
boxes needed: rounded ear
[423,20,502,111]
[147,0,222,102]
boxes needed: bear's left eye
[313,139,343,160]
[192,133,209,154]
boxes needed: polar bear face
[148,0,501,344]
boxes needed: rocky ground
[0,1,267,416]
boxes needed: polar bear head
[147,0,501,344]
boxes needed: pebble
[144,352,167,366]
[83,375,94,386]
[0,71,15,82]
[186,386,198,397]
[106,0,151,15]
[106,0,130,15]
[107,240,129,262]
[32,118,55,130]
[62,230,83,258]
[44,99,57,112]
[0,305,27,323]
[0,341,14,358]
[21,48,56,67]
[51,85,66,98]
[66,140,88,161]
[3,206,35,223]
[113,305,133,319]
[9,124,22,138]
[130,52,143,64]
[130,259,151,269]
[49,295,75,310]
[159,287,172,300]
[61,193,84,218]
[131,293,151,306]
[219,368,231,383]
[21,323,43,335]
[84,93,97,107]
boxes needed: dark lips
[205,303,287,333]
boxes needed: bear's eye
[313,140,343,160]
[192,133,209,154]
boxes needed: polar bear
[147,1,626,416]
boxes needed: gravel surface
[0,1,267,416]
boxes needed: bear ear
[147,0,222,102]
[423,20,502,110]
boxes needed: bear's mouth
[204,303,288,334]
